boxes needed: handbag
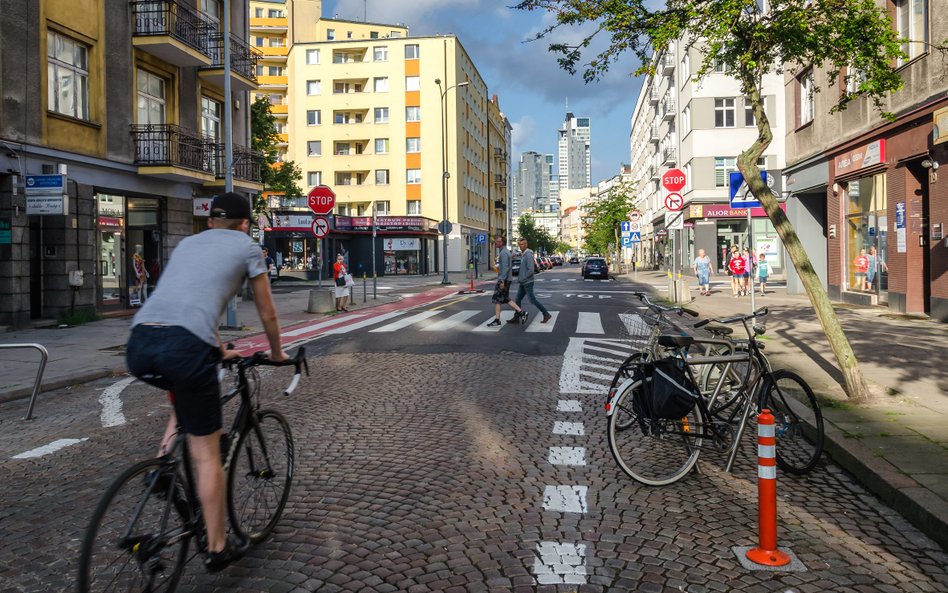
[344,273,354,287]
[335,275,346,287]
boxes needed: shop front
[686,203,786,277]
[265,212,320,272]
[333,215,438,277]
[95,193,163,309]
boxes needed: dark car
[582,257,609,279]
[511,256,521,276]
[569,256,579,264]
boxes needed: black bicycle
[77,348,308,593]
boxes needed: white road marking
[369,310,442,332]
[421,310,479,331]
[542,485,588,513]
[553,421,584,435]
[548,446,586,466]
[575,312,604,334]
[556,400,582,412]
[525,311,559,333]
[533,542,587,585]
[579,368,616,382]
[13,438,88,459]
[98,376,136,428]
[619,313,650,338]
[471,310,518,332]
[282,314,366,336]
[322,311,406,334]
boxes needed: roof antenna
[364,0,367,22]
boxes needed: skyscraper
[557,113,591,192]
[515,151,550,216]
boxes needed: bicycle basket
[635,358,699,420]
[623,309,672,352]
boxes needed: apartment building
[629,41,786,273]
[487,94,512,244]
[557,112,591,193]
[0,0,261,328]
[784,0,946,321]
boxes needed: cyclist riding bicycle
[125,192,287,573]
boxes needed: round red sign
[307,185,336,216]
[661,168,686,192]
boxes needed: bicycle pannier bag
[641,358,698,420]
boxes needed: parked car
[541,257,553,270]
[569,256,579,264]
[552,256,563,266]
[582,257,609,279]
[511,256,521,276]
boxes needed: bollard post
[363,272,367,303]
[746,408,791,567]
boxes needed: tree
[517,214,557,254]
[514,0,936,401]
[582,183,634,261]
[250,96,303,219]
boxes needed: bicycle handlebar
[223,347,310,397]
[694,307,768,329]
[632,292,700,318]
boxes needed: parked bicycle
[605,308,824,485]
[77,348,308,593]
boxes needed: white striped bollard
[745,408,791,567]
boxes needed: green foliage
[516,215,557,254]
[57,309,102,327]
[581,184,634,256]
[250,96,303,218]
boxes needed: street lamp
[435,77,470,284]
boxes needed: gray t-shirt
[132,229,267,347]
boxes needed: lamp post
[435,78,469,284]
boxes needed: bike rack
[0,343,49,420]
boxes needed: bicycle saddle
[704,323,733,336]
[658,334,694,348]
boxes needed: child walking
[757,253,770,296]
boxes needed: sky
[323,0,645,185]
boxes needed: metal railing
[205,32,261,82]
[1,343,49,420]
[131,124,212,173]
[130,0,212,55]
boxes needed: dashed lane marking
[548,446,586,466]
[13,438,89,459]
[542,485,588,513]
[556,400,582,412]
[98,376,136,428]
[575,312,604,334]
[552,421,584,436]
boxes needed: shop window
[844,175,888,295]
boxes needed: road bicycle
[605,308,824,485]
[77,348,308,593]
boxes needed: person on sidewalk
[125,192,287,574]
[757,252,770,296]
[512,238,552,324]
[488,234,525,327]
[853,248,870,291]
[693,248,712,296]
[333,253,350,312]
[262,246,277,284]
[741,247,754,296]
[726,245,747,297]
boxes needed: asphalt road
[1,266,945,592]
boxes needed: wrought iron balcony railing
[131,124,211,173]
[209,143,264,183]
[131,0,211,55]
[205,33,261,82]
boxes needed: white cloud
[511,115,536,155]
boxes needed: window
[406,137,421,153]
[845,66,867,94]
[798,69,814,126]
[306,80,321,95]
[307,171,321,186]
[405,76,420,91]
[255,7,263,17]
[375,169,390,185]
[373,77,389,92]
[47,32,89,120]
[714,98,735,128]
[254,36,264,47]
[897,0,928,65]
[268,8,282,17]
[407,200,421,215]
[256,65,265,76]
[374,107,389,123]
[375,138,389,153]
[713,58,727,73]
[714,157,738,187]
[370,31,380,39]
[391,31,404,38]
[326,29,335,40]
[268,66,283,76]
[681,53,690,83]
[306,49,320,65]
[406,106,420,122]
[681,105,691,137]
[375,201,390,215]
[406,169,421,184]
[373,46,388,61]
[201,0,221,32]
[744,98,766,127]
[306,110,321,125]
[200,96,220,141]
[307,141,321,156]
[136,69,165,125]
[334,142,351,155]
[405,44,419,59]
[268,37,282,47]
[346,31,353,39]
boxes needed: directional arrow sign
[665,192,684,211]
[620,221,632,233]
[311,216,330,238]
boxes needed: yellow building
[248,0,510,275]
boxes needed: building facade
[784,0,947,320]
[557,112,590,193]
[0,0,261,328]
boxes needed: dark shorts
[126,325,223,436]
[759,275,768,283]
[491,279,511,304]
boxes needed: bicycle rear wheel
[607,380,704,486]
[227,409,294,543]
[78,459,191,593]
[608,352,648,430]
[759,370,824,475]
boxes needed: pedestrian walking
[488,234,524,327]
[726,245,746,297]
[693,248,712,296]
[512,237,552,324]
[333,253,350,312]
[757,253,770,296]
[262,246,277,284]
[742,247,753,296]
[866,246,885,291]
[125,192,287,573]
[853,248,870,291]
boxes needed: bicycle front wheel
[759,370,824,475]
[228,409,294,543]
[607,380,704,486]
[78,459,191,593]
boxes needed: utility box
[68,270,84,287]
[307,288,334,314]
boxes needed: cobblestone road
[1,348,946,592]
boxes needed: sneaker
[541,313,552,324]
[204,534,250,574]
[487,318,501,327]
[507,312,521,324]
[520,311,529,325]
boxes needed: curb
[0,367,125,405]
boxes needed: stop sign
[661,168,687,192]
[307,185,336,215]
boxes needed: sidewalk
[624,268,948,550]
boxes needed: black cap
[210,192,252,220]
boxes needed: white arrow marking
[13,438,88,459]
[99,377,136,428]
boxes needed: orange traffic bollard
[745,408,792,567]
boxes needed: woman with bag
[333,253,350,312]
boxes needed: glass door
[126,198,162,307]
[96,194,126,307]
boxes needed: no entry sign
[661,168,686,192]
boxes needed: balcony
[258,46,288,61]
[662,147,677,165]
[199,33,261,92]
[249,17,288,32]
[493,199,506,211]
[648,86,659,104]
[493,173,505,185]
[661,98,676,121]
[205,142,265,192]
[257,75,287,88]
[649,124,659,143]
[130,0,212,67]
[270,103,288,116]
[660,52,675,76]
[131,124,213,182]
